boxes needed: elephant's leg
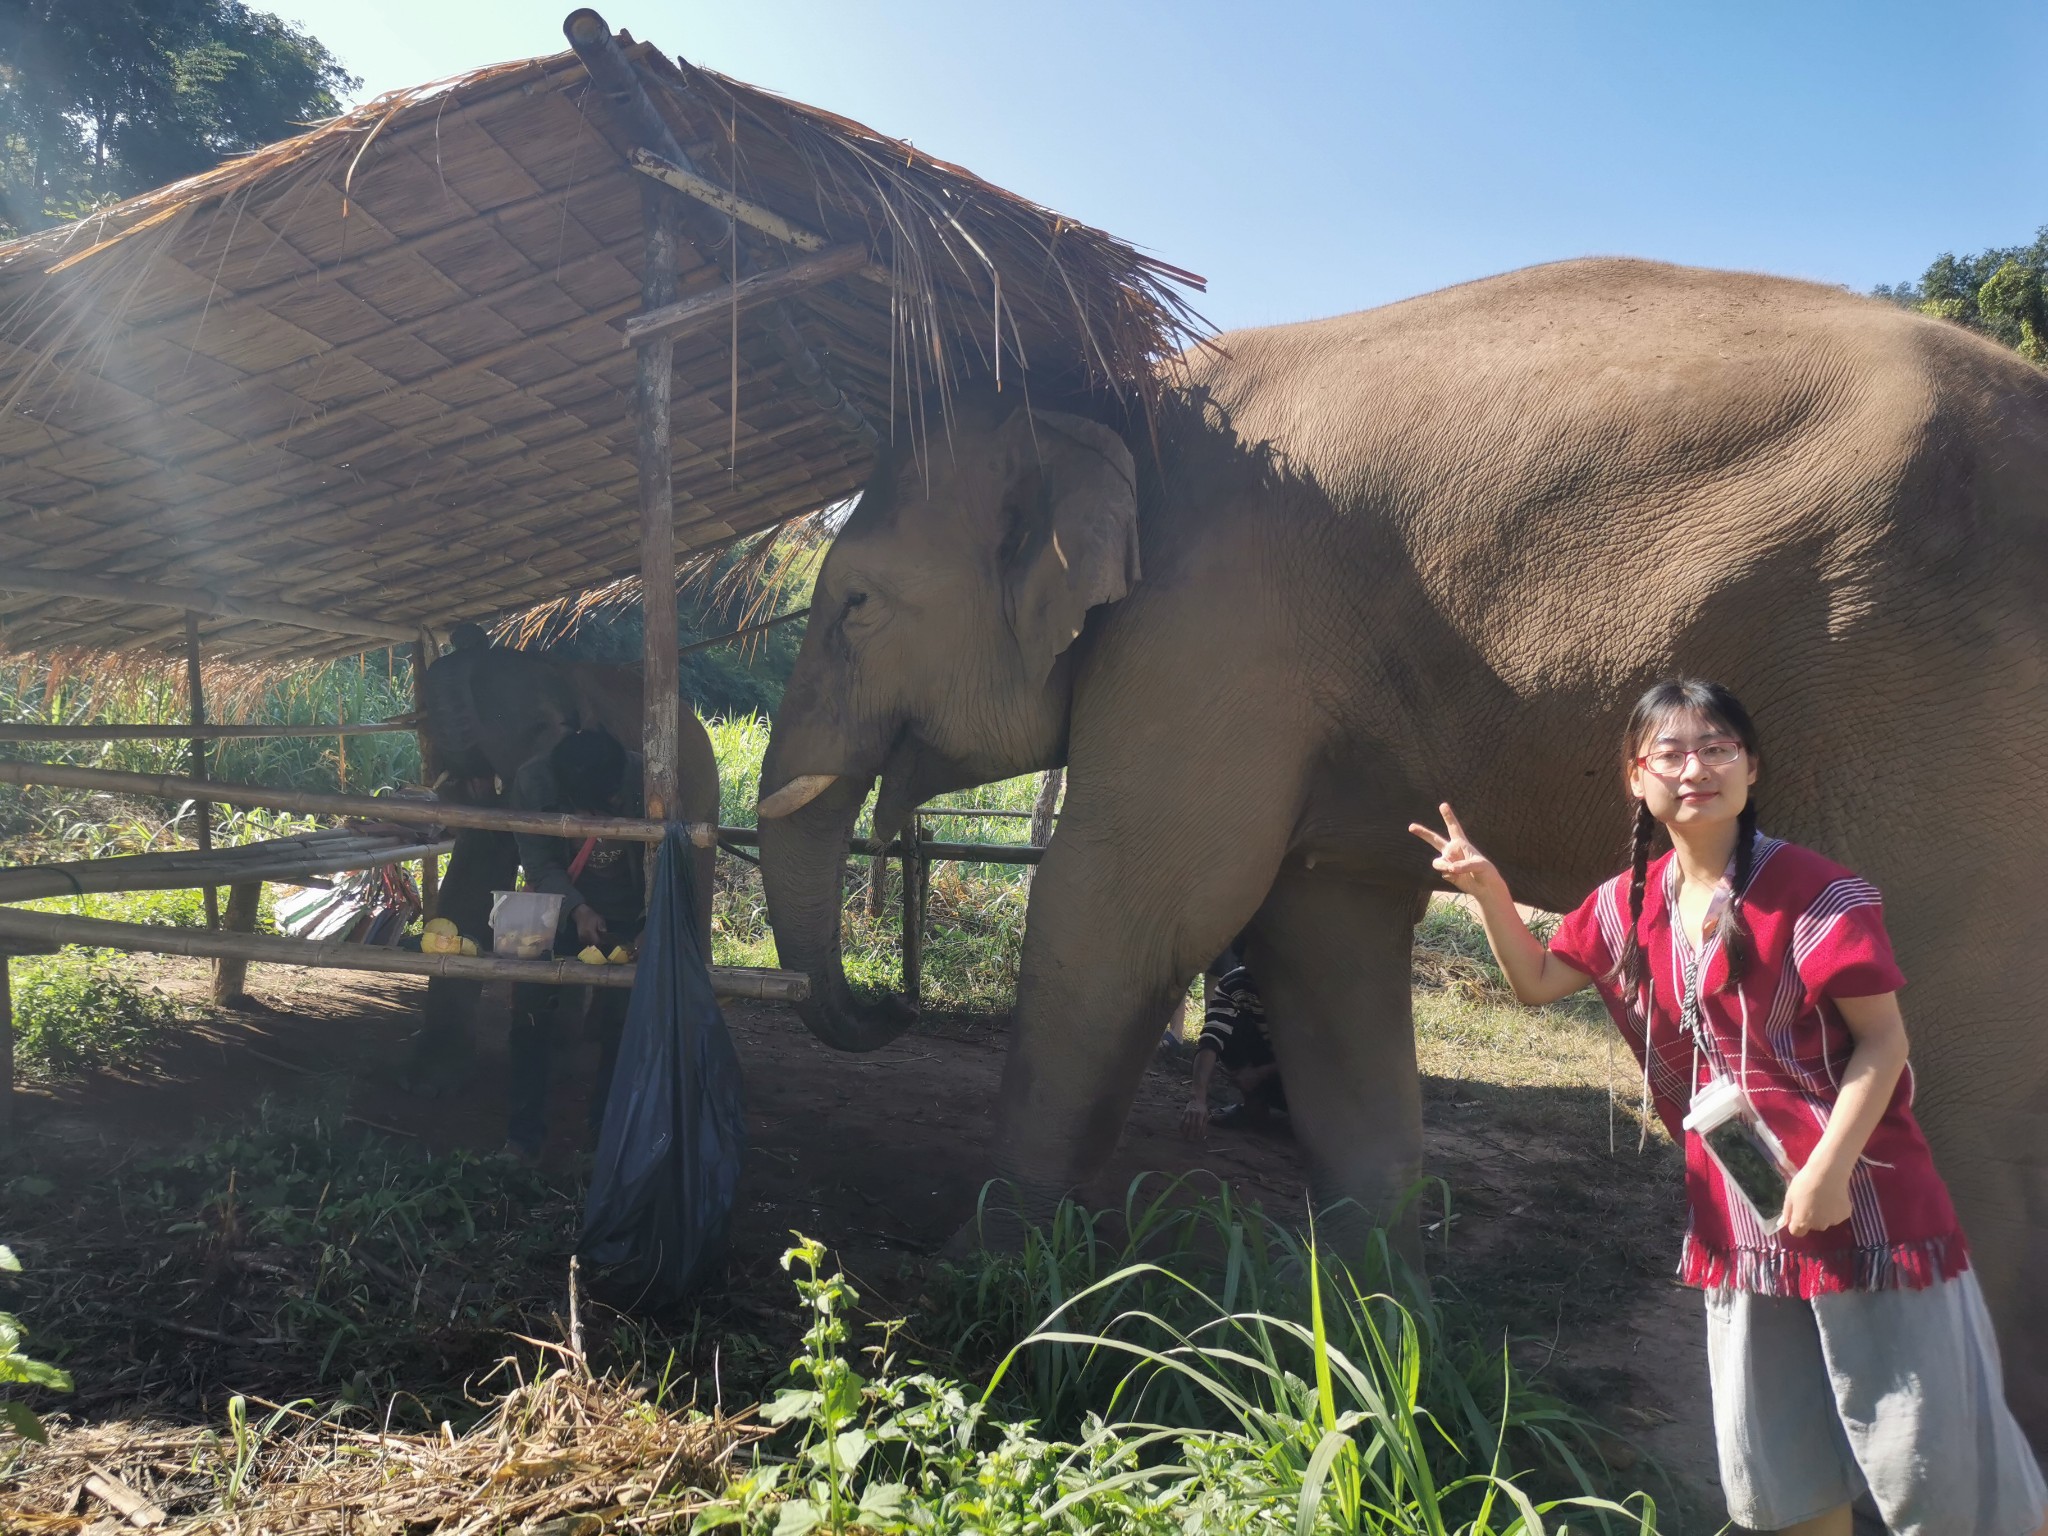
[1246,866,1428,1256]
[990,783,1297,1214]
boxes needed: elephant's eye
[844,591,868,610]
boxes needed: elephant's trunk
[758,771,915,1052]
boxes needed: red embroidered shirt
[1548,836,1967,1297]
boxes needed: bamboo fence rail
[0,831,454,902]
[0,760,714,846]
[0,907,808,1000]
[0,720,415,744]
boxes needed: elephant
[753,257,2048,1447]
[403,630,719,1089]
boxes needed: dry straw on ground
[3,1360,763,1535]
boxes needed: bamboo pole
[0,720,417,744]
[184,614,221,931]
[0,907,810,1001]
[0,569,416,643]
[0,956,11,1141]
[639,179,683,831]
[715,826,1042,866]
[0,837,454,902]
[622,244,874,349]
[628,148,832,252]
[414,628,441,920]
[0,760,714,846]
[900,814,925,1010]
[677,607,807,658]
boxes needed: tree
[0,0,356,237]
[1874,225,2048,366]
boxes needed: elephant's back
[1181,257,2048,608]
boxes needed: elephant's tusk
[757,773,840,818]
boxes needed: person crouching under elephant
[503,727,646,1163]
[1178,936,1288,1139]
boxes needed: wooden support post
[413,628,440,918]
[0,955,11,1143]
[866,848,888,917]
[901,814,924,1011]
[211,881,261,1007]
[184,613,221,930]
[1026,768,1062,887]
[638,180,683,836]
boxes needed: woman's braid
[1610,798,1658,996]
[1717,798,1760,990]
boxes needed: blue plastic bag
[579,827,745,1306]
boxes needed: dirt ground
[5,957,1724,1527]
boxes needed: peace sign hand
[1408,802,1504,899]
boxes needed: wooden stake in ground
[212,881,262,1008]
[901,815,924,1011]
[185,613,221,931]
[0,955,12,1141]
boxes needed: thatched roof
[0,25,1204,664]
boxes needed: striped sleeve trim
[1791,878,1884,968]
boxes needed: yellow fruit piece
[424,917,458,937]
[459,937,480,956]
[607,946,633,965]
[421,931,455,954]
[577,946,607,965]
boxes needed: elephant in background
[403,628,719,1090]
[754,258,2048,1447]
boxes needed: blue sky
[267,1,2045,333]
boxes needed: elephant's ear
[996,408,1140,687]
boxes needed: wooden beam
[0,906,810,1002]
[413,627,440,920]
[629,148,831,252]
[0,720,416,745]
[0,956,11,1142]
[0,568,417,644]
[715,826,1042,866]
[184,614,221,930]
[678,607,808,658]
[623,244,874,350]
[0,760,714,846]
[639,179,683,826]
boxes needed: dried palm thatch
[1,1362,764,1534]
[0,23,1205,667]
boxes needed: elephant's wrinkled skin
[757,258,2048,1445]
[406,642,718,1085]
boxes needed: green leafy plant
[7,946,184,1079]
[0,1245,72,1443]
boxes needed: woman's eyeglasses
[1637,740,1744,776]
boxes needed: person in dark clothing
[1178,935,1287,1139]
[503,727,646,1161]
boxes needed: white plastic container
[489,890,564,960]
[1683,1076,1798,1233]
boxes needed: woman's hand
[1783,1157,1855,1237]
[1407,803,1505,899]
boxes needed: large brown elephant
[404,635,719,1088]
[754,257,2048,1444]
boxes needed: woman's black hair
[551,727,627,813]
[1609,678,1761,997]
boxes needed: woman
[1408,678,2045,1536]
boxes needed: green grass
[7,947,185,1080]
[706,1221,1661,1534]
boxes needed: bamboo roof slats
[0,906,812,1000]
[0,830,455,902]
[0,15,1202,664]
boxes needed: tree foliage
[1875,225,2048,365]
[0,0,356,237]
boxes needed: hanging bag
[579,827,746,1307]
